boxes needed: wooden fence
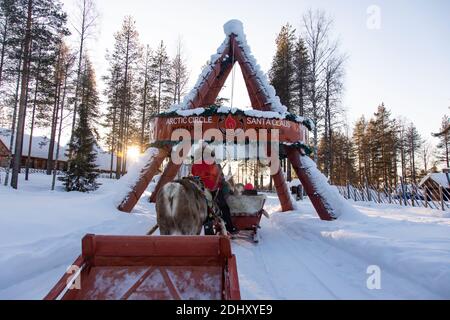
[336,181,450,211]
[0,167,115,184]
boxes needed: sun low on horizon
[127,145,141,160]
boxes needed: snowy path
[1,175,449,299]
[233,195,443,299]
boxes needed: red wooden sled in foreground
[44,234,240,300]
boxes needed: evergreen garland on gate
[151,105,314,131]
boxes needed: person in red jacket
[192,148,237,234]
[192,161,222,191]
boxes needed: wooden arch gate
[118,22,334,221]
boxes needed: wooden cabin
[0,138,10,167]
[0,129,68,171]
[419,172,450,201]
[1,129,120,174]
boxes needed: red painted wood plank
[88,235,223,257]
[43,255,85,300]
[227,255,241,300]
[159,267,182,300]
[120,266,156,300]
[92,256,222,267]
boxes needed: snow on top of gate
[165,105,303,121]
[169,19,308,125]
[222,20,287,114]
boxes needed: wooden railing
[336,182,450,212]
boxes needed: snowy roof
[0,128,68,161]
[0,128,117,171]
[419,173,450,188]
[169,19,313,128]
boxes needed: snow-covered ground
[1,173,449,300]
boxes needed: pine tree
[1,9,22,187]
[434,115,450,168]
[405,123,422,183]
[269,23,295,111]
[318,130,356,185]
[10,0,32,189]
[269,23,295,181]
[3,0,69,187]
[0,0,17,87]
[0,0,26,90]
[353,116,369,185]
[60,57,99,192]
[152,40,171,113]
[137,44,156,151]
[105,16,142,178]
[322,54,345,180]
[102,62,120,177]
[51,42,74,190]
[46,39,70,175]
[353,104,399,188]
[292,36,310,116]
[369,104,397,186]
[68,0,98,151]
[396,118,409,181]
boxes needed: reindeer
[154,177,228,236]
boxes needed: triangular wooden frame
[118,21,334,221]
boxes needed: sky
[62,0,450,146]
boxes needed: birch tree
[302,9,336,163]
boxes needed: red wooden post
[149,161,183,203]
[118,147,170,212]
[271,168,294,212]
[286,147,333,221]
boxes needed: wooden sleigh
[226,194,267,243]
[44,234,240,300]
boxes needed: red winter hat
[244,183,254,191]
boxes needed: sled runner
[44,234,240,300]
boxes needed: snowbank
[318,201,450,299]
